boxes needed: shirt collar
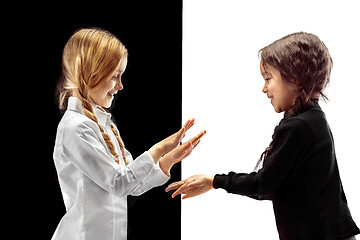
[67,97,112,127]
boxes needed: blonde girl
[166,32,359,240]
[52,28,206,240]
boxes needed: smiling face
[260,61,299,113]
[88,55,128,108]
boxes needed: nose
[115,79,123,91]
[262,81,267,94]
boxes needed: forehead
[115,55,128,73]
[260,61,269,76]
[260,61,278,76]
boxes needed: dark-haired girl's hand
[165,174,214,199]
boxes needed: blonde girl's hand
[159,130,206,176]
[163,118,196,153]
[149,118,195,163]
[165,174,214,199]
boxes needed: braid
[254,97,319,172]
[111,125,127,165]
[254,114,291,172]
[78,95,124,164]
[74,56,127,165]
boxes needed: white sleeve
[129,159,170,196]
[60,120,165,198]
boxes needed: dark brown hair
[255,32,333,171]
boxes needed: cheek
[90,83,114,103]
[267,82,276,95]
[102,82,115,95]
[270,81,286,98]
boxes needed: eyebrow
[261,70,271,77]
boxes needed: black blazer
[213,105,359,240]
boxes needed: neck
[310,92,321,99]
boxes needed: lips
[268,95,274,104]
[108,91,118,98]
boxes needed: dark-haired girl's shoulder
[283,107,330,144]
[294,107,327,129]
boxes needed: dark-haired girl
[166,32,359,240]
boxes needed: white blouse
[52,97,170,240]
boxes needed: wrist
[159,157,173,177]
[148,144,164,164]
[207,175,215,189]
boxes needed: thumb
[173,141,193,161]
[176,127,186,142]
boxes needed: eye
[265,78,271,81]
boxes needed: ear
[291,78,301,85]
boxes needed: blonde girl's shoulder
[58,109,100,138]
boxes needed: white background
[182,0,360,239]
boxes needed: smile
[268,95,274,104]
[108,91,118,98]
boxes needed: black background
[17,1,182,239]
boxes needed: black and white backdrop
[13,0,359,239]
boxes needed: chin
[98,100,112,109]
[104,102,112,108]
[104,96,115,107]
[104,98,116,109]
[273,105,282,113]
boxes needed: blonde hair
[57,28,128,165]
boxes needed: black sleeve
[213,118,313,198]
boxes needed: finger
[182,195,191,200]
[193,139,201,149]
[175,141,194,159]
[179,119,196,142]
[172,177,199,198]
[171,183,189,198]
[187,118,195,129]
[188,130,206,144]
[187,118,195,130]
[168,126,185,142]
[176,141,192,154]
[165,181,184,192]
[173,140,200,163]
[181,185,200,200]
[166,180,184,189]
[182,119,191,131]
[183,118,195,132]
[182,193,196,200]
[179,140,193,150]
[182,190,201,200]
[175,127,186,143]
